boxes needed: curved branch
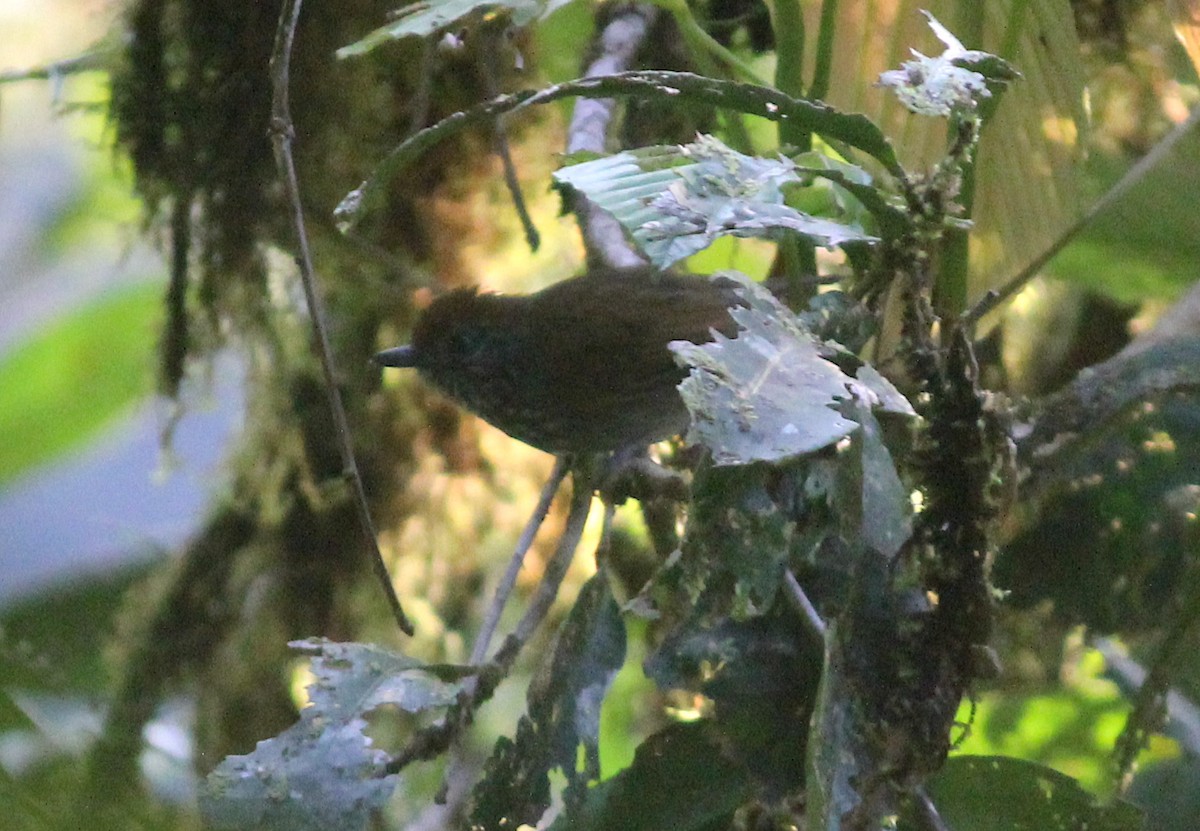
[336,70,904,231]
[1017,335,1200,502]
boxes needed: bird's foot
[596,447,689,505]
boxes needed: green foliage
[798,0,1090,303]
[0,283,158,485]
[1048,132,1200,304]
[201,718,399,831]
[681,462,813,613]
[671,275,912,466]
[335,69,909,230]
[197,8,1167,829]
[1001,340,1200,634]
[906,756,1144,831]
[528,571,625,799]
[547,721,752,831]
[954,681,1132,794]
[292,638,471,717]
[468,718,553,830]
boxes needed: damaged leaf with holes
[554,135,877,268]
[200,639,469,830]
[670,275,912,466]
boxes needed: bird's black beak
[373,345,419,368]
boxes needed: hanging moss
[94,0,559,800]
[110,0,278,396]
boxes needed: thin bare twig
[914,787,952,831]
[469,456,570,665]
[784,569,827,638]
[0,47,115,84]
[387,466,594,773]
[965,103,1200,327]
[268,0,413,635]
[433,468,578,823]
[479,24,539,252]
[504,465,595,648]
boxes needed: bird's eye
[449,327,492,363]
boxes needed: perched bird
[374,267,743,455]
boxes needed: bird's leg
[595,499,618,567]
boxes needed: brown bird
[374,267,743,455]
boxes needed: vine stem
[268,0,413,635]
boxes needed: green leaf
[951,673,1132,795]
[336,0,552,58]
[905,756,1145,831]
[806,551,939,830]
[470,717,553,831]
[682,464,800,614]
[674,430,905,620]
[530,570,627,799]
[547,721,751,831]
[968,0,1088,298]
[796,290,878,354]
[792,152,912,240]
[805,420,920,829]
[800,0,1087,302]
[200,718,397,831]
[471,573,625,829]
[807,621,878,830]
[645,613,819,704]
[553,135,876,268]
[851,401,912,560]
